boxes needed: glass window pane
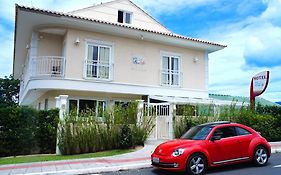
[236,127,251,135]
[171,57,179,71]
[69,100,78,114]
[118,10,123,23]
[214,127,237,138]
[97,101,106,117]
[79,100,96,113]
[99,47,110,64]
[162,72,169,85]
[93,46,98,62]
[87,46,93,60]
[172,74,179,85]
[125,13,131,23]
[162,56,169,70]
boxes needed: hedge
[0,106,59,157]
[174,104,281,141]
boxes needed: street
[102,153,281,175]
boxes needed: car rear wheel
[186,153,207,175]
[253,146,268,166]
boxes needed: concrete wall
[64,28,206,90]
[37,33,63,56]
[70,0,169,33]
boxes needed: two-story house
[13,0,226,117]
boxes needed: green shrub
[0,106,37,156]
[119,124,133,149]
[58,101,154,155]
[132,115,155,146]
[0,106,59,157]
[35,109,59,153]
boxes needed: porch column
[136,100,144,125]
[55,95,68,155]
[168,103,176,139]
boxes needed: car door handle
[237,140,242,143]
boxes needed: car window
[181,125,213,140]
[236,127,251,136]
[213,127,237,138]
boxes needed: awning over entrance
[149,95,248,106]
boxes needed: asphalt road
[102,153,281,175]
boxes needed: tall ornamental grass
[58,101,154,155]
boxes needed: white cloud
[261,0,281,20]
[205,0,281,102]
[134,0,219,16]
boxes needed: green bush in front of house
[0,106,59,157]
[173,103,281,141]
[58,101,154,155]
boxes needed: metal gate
[145,103,171,140]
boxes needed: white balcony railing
[85,59,113,80]
[31,56,65,77]
[161,69,183,87]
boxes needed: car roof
[198,121,231,127]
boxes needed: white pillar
[29,32,38,76]
[55,95,68,155]
[136,100,144,125]
[168,103,176,139]
[55,97,60,108]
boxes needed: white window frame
[160,51,182,87]
[118,10,133,24]
[68,97,108,117]
[84,40,114,81]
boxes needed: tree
[0,75,20,106]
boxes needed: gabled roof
[69,0,171,33]
[16,4,226,48]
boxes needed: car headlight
[172,148,185,157]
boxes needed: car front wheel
[186,153,207,175]
[253,146,268,166]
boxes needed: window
[86,43,112,80]
[68,99,107,117]
[69,99,78,114]
[44,98,48,110]
[117,10,132,24]
[181,125,213,140]
[79,99,96,113]
[38,102,41,110]
[236,127,251,136]
[97,101,106,117]
[161,55,181,86]
[213,127,237,138]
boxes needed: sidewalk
[0,141,281,175]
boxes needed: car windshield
[181,125,213,140]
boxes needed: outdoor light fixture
[74,37,80,45]
[193,56,199,63]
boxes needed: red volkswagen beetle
[151,121,271,175]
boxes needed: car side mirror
[211,135,221,142]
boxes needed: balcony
[31,56,65,78]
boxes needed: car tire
[253,146,268,166]
[186,153,207,175]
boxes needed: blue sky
[0,0,281,102]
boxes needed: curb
[16,162,152,175]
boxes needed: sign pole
[250,79,255,110]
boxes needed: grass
[0,149,134,165]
